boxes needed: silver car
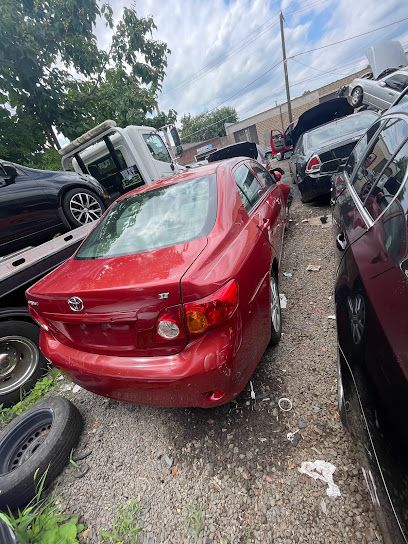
[348,67,408,110]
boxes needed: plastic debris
[299,460,341,498]
[327,315,336,320]
[249,381,256,400]
[278,397,293,412]
[302,219,309,223]
[306,264,321,272]
[162,455,173,468]
[279,293,287,309]
[287,430,302,446]
[283,272,293,278]
[72,384,82,393]
[320,498,327,515]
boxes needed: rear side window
[352,119,408,201]
[250,162,276,188]
[76,175,216,259]
[385,73,408,92]
[234,164,263,211]
[345,121,382,178]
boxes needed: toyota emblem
[68,296,84,312]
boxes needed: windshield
[307,112,378,148]
[76,175,217,259]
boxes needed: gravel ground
[55,163,382,543]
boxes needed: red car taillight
[305,153,321,174]
[184,279,239,335]
[155,305,186,343]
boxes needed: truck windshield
[142,134,172,163]
[76,175,217,259]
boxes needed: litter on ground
[280,293,288,308]
[299,460,341,498]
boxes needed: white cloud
[99,0,408,129]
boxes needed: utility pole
[280,12,293,124]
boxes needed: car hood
[366,41,407,79]
[292,98,354,147]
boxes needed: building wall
[226,67,370,147]
[176,135,229,165]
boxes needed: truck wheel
[0,397,83,510]
[62,188,105,228]
[0,321,48,407]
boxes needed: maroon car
[333,104,408,543]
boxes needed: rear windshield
[307,111,378,148]
[76,175,217,259]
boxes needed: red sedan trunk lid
[27,238,207,356]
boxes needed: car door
[231,162,273,376]
[0,164,59,256]
[249,161,285,260]
[334,117,408,543]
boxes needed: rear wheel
[269,273,282,345]
[0,321,48,407]
[62,188,105,228]
[350,86,363,108]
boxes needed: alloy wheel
[347,294,365,345]
[270,275,281,333]
[69,193,103,224]
[0,337,39,396]
[351,88,361,106]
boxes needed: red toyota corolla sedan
[26,158,290,407]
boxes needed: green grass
[0,368,60,426]
[100,499,143,544]
[185,501,204,541]
[0,469,84,544]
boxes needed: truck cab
[60,121,183,201]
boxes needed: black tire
[0,397,83,510]
[62,188,105,228]
[0,321,48,408]
[269,273,282,346]
[350,86,363,108]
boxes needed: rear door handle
[261,217,270,229]
[336,232,347,251]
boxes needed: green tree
[180,107,238,143]
[0,1,173,167]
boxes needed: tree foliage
[0,1,174,167]
[180,107,238,143]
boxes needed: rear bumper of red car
[40,324,242,408]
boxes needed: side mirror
[170,126,181,148]
[0,164,17,183]
[272,169,283,182]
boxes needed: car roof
[302,110,379,139]
[115,157,247,202]
[384,101,408,117]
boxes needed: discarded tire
[0,397,83,510]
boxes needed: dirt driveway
[57,165,382,544]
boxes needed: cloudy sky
[100,0,408,124]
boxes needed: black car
[0,160,109,257]
[289,110,379,202]
[333,103,408,543]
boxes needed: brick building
[225,67,370,147]
[176,136,229,165]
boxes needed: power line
[161,0,332,98]
[289,16,408,59]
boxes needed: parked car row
[333,102,408,543]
